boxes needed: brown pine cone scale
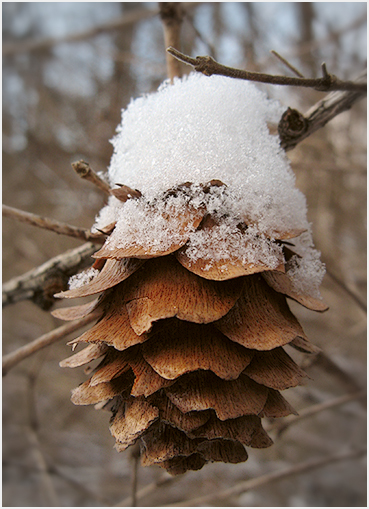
[55,181,327,474]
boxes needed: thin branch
[166,448,366,507]
[167,47,367,92]
[3,7,159,56]
[267,390,366,436]
[270,50,304,77]
[130,443,140,507]
[114,473,177,507]
[287,13,366,61]
[3,458,113,505]
[25,359,60,507]
[326,267,367,313]
[279,70,367,151]
[71,160,111,195]
[184,10,217,59]
[160,3,184,82]
[2,311,100,375]
[3,204,105,243]
[302,351,363,394]
[3,242,97,309]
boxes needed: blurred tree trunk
[298,2,316,75]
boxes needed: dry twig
[71,160,111,195]
[270,50,304,77]
[130,443,141,507]
[3,7,159,56]
[3,242,98,309]
[114,473,176,507]
[303,351,363,394]
[25,359,60,507]
[166,448,366,507]
[267,390,366,436]
[2,311,101,375]
[326,267,367,314]
[279,70,367,151]
[167,47,367,92]
[3,204,105,243]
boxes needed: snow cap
[91,73,325,298]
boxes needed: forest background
[2,2,367,507]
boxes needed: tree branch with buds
[167,47,367,92]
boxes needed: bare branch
[166,448,366,507]
[279,70,367,151]
[2,311,100,375]
[270,50,304,77]
[325,267,367,314]
[3,204,105,243]
[160,3,184,82]
[288,13,366,60]
[25,364,60,507]
[302,352,363,394]
[3,242,97,309]
[3,7,159,56]
[114,473,176,507]
[130,443,140,507]
[71,160,111,195]
[167,47,367,92]
[267,390,366,436]
[183,10,217,59]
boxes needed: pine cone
[54,181,327,475]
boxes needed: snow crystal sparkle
[91,72,325,297]
[59,73,329,476]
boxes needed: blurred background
[3,2,367,506]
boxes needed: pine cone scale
[56,178,326,474]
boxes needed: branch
[2,311,100,375]
[71,160,111,195]
[130,443,140,507]
[160,3,184,82]
[279,70,367,151]
[3,7,159,56]
[167,448,366,507]
[325,267,367,314]
[270,50,304,77]
[3,204,105,243]
[2,242,97,309]
[267,390,366,436]
[167,47,367,92]
[25,364,60,506]
[302,351,363,394]
[114,473,177,507]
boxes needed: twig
[167,47,367,92]
[267,390,366,436]
[279,70,367,151]
[166,448,366,507]
[270,50,304,77]
[3,459,113,506]
[3,7,159,56]
[71,160,111,195]
[26,427,59,505]
[3,204,105,243]
[130,443,140,507]
[3,242,97,309]
[114,473,176,507]
[326,268,367,313]
[184,10,217,59]
[2,311,100,375]
[25,358,60,507]
[160,3,184,82]
[285,14,366,61]
[302,352,363,394]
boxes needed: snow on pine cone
[53,180,328,476]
